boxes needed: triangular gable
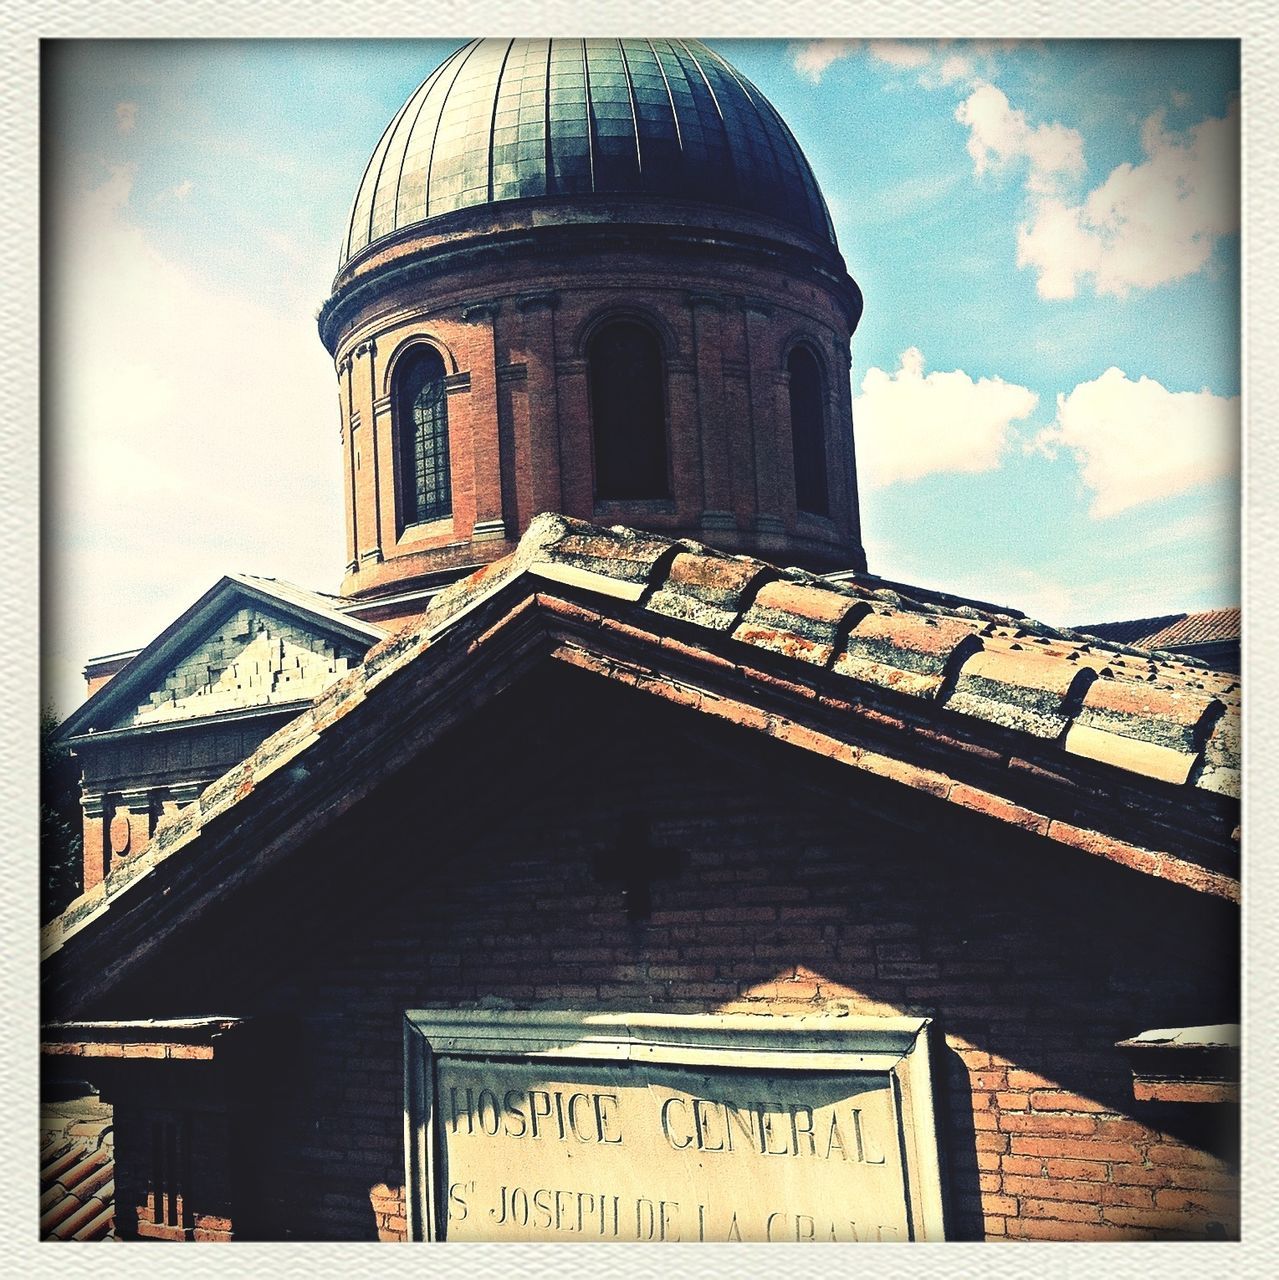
[60,574,387,740]
[43,515,1240,1009]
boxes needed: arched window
[589,320,669,500]
[395,346,451,527]
[788,346,828,516]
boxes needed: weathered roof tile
[530,518,675,600]
[1192,708,1241,798]
[39,1107,114,1241]
[1076,677,1219,754]
[943,641,1095,738]
[834,611,985,699]
[647,550,772,631]
[733,578,866,666]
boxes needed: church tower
[318,39,867,627]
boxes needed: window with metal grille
[589,320,669,500]
[396,347,452,527]
[789,346,829,516]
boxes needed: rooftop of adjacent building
[1076,608,1241,651]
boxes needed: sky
[41,38,1241,719]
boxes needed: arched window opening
[396,346,451,528]
[789,346,828,516]
[589,321,669,500]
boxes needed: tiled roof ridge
[414,515,1239,797]
[42,515,1241,973]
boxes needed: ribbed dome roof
[340,38,836,268]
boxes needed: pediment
[105,600,365,730]
[61,575,386,741]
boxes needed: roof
[60,573,386,741]
[40,1100,114,1241]
[42,514,1241,1007]
[1076,608,1240,652]
[340,39,836,269]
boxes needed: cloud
[853,348,1039,488]
[792,38,1023,88]
[1016,101,1239,298]
[938,54,974,86]
[115,101,138,134]
[865,41,931,70]
[955,83,1084,195]
[42,160,344,716]
[1033,368,1239,517]
[158,177,195,201]
[790,40,859,83]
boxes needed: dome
[340,38,837,268]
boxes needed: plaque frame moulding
[403,1009,947,1242]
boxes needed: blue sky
[41,39,1240,716]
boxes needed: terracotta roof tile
[835,611,984,699]
[1061,723,1198,787]
[1142,608,1240,648]
[40,1106,114,1241]
[733,579,867,667]
[943,642,1096,739]
[532,521,676,599]
[1193,710,1242,797]
[1075,677,1219,754]
[647,549,772,631]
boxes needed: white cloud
[158,177,195,201]
[1034,368,1239,517]
[790,39,1014,88]
[790,40,859,83]
[938,54,974,86]
[955,82,1084,195]
[853,348,1039,488]
[43,161,344,716]
[1017,101,1239,298]
[115,101,138,134]
[866,41,931,70]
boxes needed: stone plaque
[404,1011,945,1242]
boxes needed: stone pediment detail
[109,604,364,730]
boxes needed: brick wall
[102,670,1239,1242]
